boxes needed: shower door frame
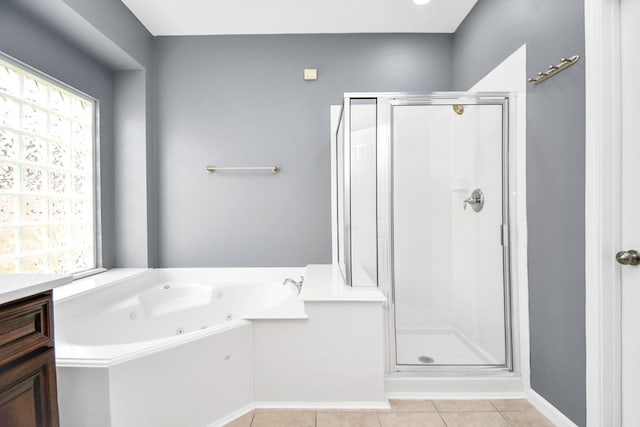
[360,92,515,373]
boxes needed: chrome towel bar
[528,55,580,85]
[205,165,280,174]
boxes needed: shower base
[396,328,495,366]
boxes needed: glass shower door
[391,101,510,367]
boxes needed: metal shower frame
[338,92,514,373]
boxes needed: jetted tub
[54,268,306,427]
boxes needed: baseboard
[254,401,390,410]
[207,403,255,427]
[525,388,578,427]
[385,375,524,397]
[386,391,525,400]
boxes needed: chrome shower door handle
[616,250,640,266]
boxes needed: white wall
[450,104,505,363]
[468,45,528,379]
[393,106,454,330]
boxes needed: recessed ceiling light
[413,0,432,4]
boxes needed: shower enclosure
[336,93,513,372]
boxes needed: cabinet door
[0,293,53,367]
[0,349,59,427]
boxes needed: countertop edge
[0,274,73,305]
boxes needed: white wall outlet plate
[303,68,318,80]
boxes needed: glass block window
[0,55,96,274]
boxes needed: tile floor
[224,399,555,427]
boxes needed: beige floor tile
[440,411,510,427]
[502,411,555,427]
[387,399,437,412]
[224,411,254,427]
[251,410,315,427]
[378,412,446,427]
[317,411,380,427]
[433,399,496,412]
[491,399,536,412]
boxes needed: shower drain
[418,355,435,364]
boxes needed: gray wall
[0,0,116,267]
[155,34,452,267]
[0,3,587,422]
[113,71,149,266]
[7,0,158,267]
[56,0,160,268]
[453,1,586,425]
[58,0,154,69]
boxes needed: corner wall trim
[584,0,623,425]
[525,389,578,427]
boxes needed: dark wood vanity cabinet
[0,292,59,427]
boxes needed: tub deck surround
[55,267,307,427]
[54,267,308,366]
[58,322,254,427]
[0,274,72,304]
[300,264,386,302]
[251,301,387,406]
[52,268,148,302]
[53,266,388,427]
[252,264,387,408]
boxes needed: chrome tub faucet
[283,276,304,294]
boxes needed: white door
[620,0,640,424]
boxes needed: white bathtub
[54,268,306,427]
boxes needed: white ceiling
[120,0,478,36]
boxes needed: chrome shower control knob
[463,189,484,212]
[616,250,640,266]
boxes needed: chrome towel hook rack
[205,165,280,174]
[528,55,580,85]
